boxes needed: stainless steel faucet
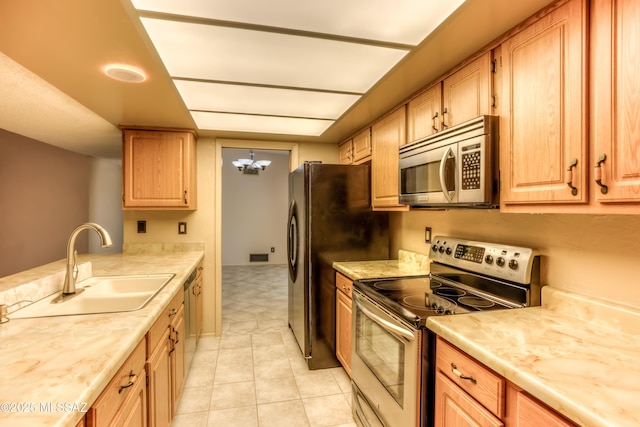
[59,222,113,299]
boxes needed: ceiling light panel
[132,0,466,45]
[173,80,360,119]
[191,111,334,136]
[139,18,409,93]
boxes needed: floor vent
[250,253,269,262]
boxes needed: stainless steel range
[351,236,540,427]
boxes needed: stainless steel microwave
[399,115,499,208]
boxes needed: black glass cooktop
[353,275,509,328]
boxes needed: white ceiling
[132,0,465,136]
[0,0,556,158]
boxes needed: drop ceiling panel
[132,0,465,45]
[174,80,360,119]
[140,18,409,92]
[191,111,334,136]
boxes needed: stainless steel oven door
[351,289,421,427]
[399,140,457,205]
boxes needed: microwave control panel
[461,143,481,190]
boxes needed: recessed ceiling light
[103,64,147,83]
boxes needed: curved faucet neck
[61,223,113,296]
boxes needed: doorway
[214,140,298,335]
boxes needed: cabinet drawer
[436,337,505,417]
[147,291,184,354]
[335,272,353,299]
[87,338,146,426]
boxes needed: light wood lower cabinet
[335,272,353,377]
[435,371,503,427]
[194,263,204,340]
[435,337,577,427]
[87,339,147,427]
[146,291,185,427]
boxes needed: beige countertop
[0,247,204,427]
[332,249,430,280]
[427,286,640,427]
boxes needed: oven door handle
[356,299,416,342]
[439,146,455,203]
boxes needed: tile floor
[172,264,357,427]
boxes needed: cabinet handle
[451,363,477,384]
[168,308,177,318]
[441,108,449,129]
[118,370,136,394]
[565,158,579,196]
[184,190,188,204]
[173,327,180,345]
[594,154,609,194]
[432,112,439,132]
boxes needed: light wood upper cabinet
[338,128,372,165]
[122,129,197,210]
[407,84,442,142]
[371,106,409,210]
[352,127,372,163]
[407,52,494,144]
[338,139,353,165]
[442,52,494,130]
[591,0,640,205]
[499,0,588,206]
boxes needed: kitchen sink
[9,274,175,319]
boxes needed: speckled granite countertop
[0,246,204,427]
[427,286,640,427]
[332,249,430,280]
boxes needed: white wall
[88,158,123,253]
[221,149,289,265]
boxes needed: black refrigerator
[287,162,389,369]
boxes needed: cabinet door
[122,130,197,209]
[435,371,504,427]
[195,264,203,340]
[442,52,493,129]
[170,304,186,411]
[111,370,147,427]
[505,383,577,427]
[338,139,353,164]
[352,128,372,163]
[591,0,640,203]
[371,107,409,210]
[407,83,442,143]
[146,332,172,427]
[335,287,352,377]
[500,0,588,205]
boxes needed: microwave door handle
[439,146,455,203]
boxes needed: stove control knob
[438,246,445,253]
[496,257,506,267]
[508,259,519,270]
[484,255,494,264]
[445,247,452,255]
[432,244,439,252]
[444,309,454,315]
[435,306,445,314]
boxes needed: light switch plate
[425,227,432,243]
[178,222,187,235]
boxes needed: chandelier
[232,150,271,175]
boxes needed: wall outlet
[137,220,146,233]
[270,247,275,253]
[178,222,187,235]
